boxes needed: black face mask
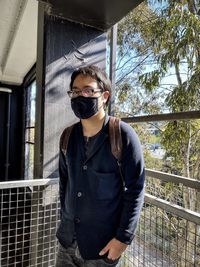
[71,96,102,119]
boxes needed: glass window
[24,80,36,179]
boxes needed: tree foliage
[115,2,200,263]
[116,0,200,177]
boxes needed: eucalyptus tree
[116,0,200,265]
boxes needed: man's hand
[99,238,128,260]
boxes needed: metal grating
[123,203,200,267]
[0,178,200,266]
[0,180,60,267]
[145,177,200,212]
[145,169,200,214]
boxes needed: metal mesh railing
[0,179,60,267]
[123,203,200,267]
[1,176,200,267]
[145,177,199,212]
[145,169,200,213]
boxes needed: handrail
[1,178,199,224]
[145,193,200,225]
[0,178,59,189]
[121,110,200,123]
[1,170,200,191]
[145,169,200,190]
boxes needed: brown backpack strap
[109,116,124,188]
[60,124,75,156]
[109,116,123,162]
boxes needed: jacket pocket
[94,171,118,200]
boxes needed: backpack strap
[109,116,124,188]
[60,124,75,156]
[109,116,123,162]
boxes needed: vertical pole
[5,93,11,180]
[30,2,46,266]
[108,24,118,116]
[0,89,13,180]
[34,1,45,179]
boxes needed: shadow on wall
[45,16,107,106]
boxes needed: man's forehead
[72,74,98,88]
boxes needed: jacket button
[77,192,82,197]
[83,165,87,170]
[75,218,80,224]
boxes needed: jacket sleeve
[59,148,68,218]
[115,122,145,244]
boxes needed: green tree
[115,0,200,265]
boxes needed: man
[56,65,145,267]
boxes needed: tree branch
[116,53,152,85]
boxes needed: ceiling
[0,0,38,85]
[0,0,142,85]
[40,0,143,31]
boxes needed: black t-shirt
[83,130,101,159]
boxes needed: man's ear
[102,91,110,105]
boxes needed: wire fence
[121,203,200,267]
[0,176,200,267]
[0,179,60,267]
[145,176,200,213]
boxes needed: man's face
[72,74,110,108]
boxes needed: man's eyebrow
[72,85,94,90]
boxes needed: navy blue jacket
[56,114,145,260]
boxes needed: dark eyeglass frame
[67,88,103,98]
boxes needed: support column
[108,24,118,116]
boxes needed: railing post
[108,24,118,116]
[30,2,46,266]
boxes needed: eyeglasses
[67,88,103,98]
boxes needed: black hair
[70,65,111,106]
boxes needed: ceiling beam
[1,0,28,73]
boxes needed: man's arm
[116,122,145,243]
[115,140,145,244]
[99,122,145,260]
